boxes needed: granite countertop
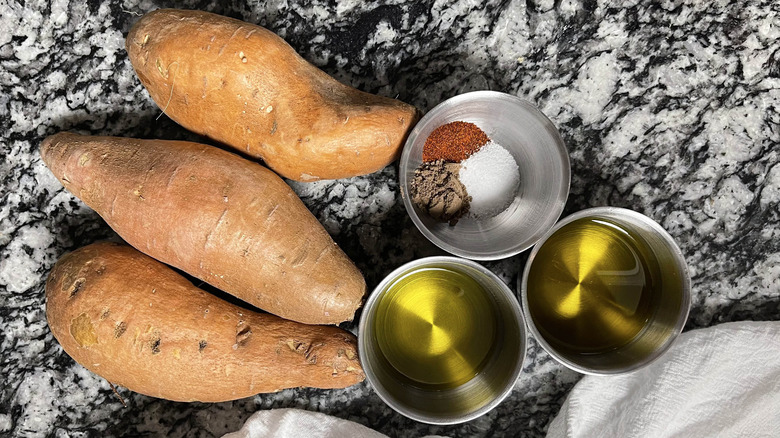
[2,0,779,437]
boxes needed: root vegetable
[46,242,364,402]
[125,9,419,182]
[40,132,365,325]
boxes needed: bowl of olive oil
[359,257,526,425]
[521,207,691,375]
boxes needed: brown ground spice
[410,159,471,226]
[422,121,490,162]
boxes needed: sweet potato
[40,132,365,325]
[46,242,364,402]
[125,9,419,182]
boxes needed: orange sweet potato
[46,242,364,402]
[40,132,365,325]
[125,9,419,182]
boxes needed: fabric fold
[547,321,780,438]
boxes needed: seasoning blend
[423,121,489,162]
[410,121,520,224]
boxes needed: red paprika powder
[422,121,489,162]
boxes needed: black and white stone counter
[2,0,779,436]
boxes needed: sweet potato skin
[40,132,365,325]
[125,9,419,182]
[45,242,364,402]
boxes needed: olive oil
[374,267,497,389]
[527,217,660,354]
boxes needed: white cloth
[547,321,780,438]
[222,408,386,438]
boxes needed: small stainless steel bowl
[399,91,570,260]
[358,256,526,425]
[520,207,692,375]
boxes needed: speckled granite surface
[2,0,779,437]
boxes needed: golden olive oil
[527,217,660,354]
[374,267,497,389]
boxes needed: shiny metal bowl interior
[520,207,692,375]
[359,257,526,425]
[399,91,570,260]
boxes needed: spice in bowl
[410,160,471,225]
[410,121,520,225]
[423,121,489,162]
[459,142,520,218]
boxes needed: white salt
[459,142,520,218]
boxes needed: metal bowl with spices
[399,91,571,260]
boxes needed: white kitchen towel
[547,321,780,438]
[222,408,387,438]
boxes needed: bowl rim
[399,90,571,261]
[358,255,528,425]
[519,206,693,375]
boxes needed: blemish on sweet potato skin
[70,313,98,347]
[235,321,251,348]
[114,321,127,339]
[67,278,86,298]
